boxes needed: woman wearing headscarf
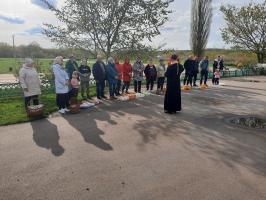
[106,57,118,100]
[52,56,70,114]
[122,57,132,94]
[164,54,184,114]
[133,57,145,93]
[19,58,41,109]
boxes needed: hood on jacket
[114,57,120,64]
[22,64,32,69]
[124,57,130,65]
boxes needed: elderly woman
[19,58,41,109]
[133,57,145,93]
[106,57,118,100]
[52,56,70,114]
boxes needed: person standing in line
[69,71,79,98]
[144,59,157,91]
[192,56,199,87]
[122,57,132,94]
[199,56,209,86]
[92,55,107,100]
[52,56,70,114]
[78,59,91,100]
[164,54,184,114]
[183,55,194,86]
[156,57,166,94]
[19,58,41,109]
[212,55,224,84]
[106,57,118,100]
[133,57,145,93]
[66,54,78,80]
[115,57,123,96]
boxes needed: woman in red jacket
[115,57,123,96]
[122,57,132,94]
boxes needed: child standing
[214,69,221,85]
[70,71,79,98]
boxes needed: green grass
[0,58,97,75]
[0,87,97,126]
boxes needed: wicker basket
[27,104,44,117]
[69,98,81,114]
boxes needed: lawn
[0,87,97,126]
[0,58,97,75]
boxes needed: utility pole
[12,34,16,58]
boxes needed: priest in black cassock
[164,54,184,114]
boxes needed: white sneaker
[64,108,70,112]
[58,109,65,114]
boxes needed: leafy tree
[221,1,266,63]
[190,0,212,58]
[42,0,173,59]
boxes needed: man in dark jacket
[79,59,91,100]
[200,56,209,85]
[66,54,78,80]
[192,56,199,87]
[212,56,224,84]
[93,55,107,99]
[183,55,194,86]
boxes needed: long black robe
[164,63,184,112]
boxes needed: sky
[0,0,264,50]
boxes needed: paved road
[1,77,266,200]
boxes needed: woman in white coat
[19,58,41,109]
[52,56,70,114]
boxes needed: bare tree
[221,1,266,63]
[42,0,173,59]
[190,0,212,58]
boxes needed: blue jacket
[52,64,69,94]
[92,61,106,81]
[200,59,209,72]
[106,63,118,83]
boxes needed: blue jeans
[108,79,117,97]
[96,80,105,98]
[200,70,208,85]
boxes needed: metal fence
[0,68,264,99]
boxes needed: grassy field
[0,58,97,75]
[0,50,258,75]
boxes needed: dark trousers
[157,77,165,90]
[122,81,130,93]
[109,81,117,97]
[183,73,193,86]
[80,81,90,99]
[146,77,155,90]
[200,70,208,85]
[96,80,105,98]
[25,95,39,108]
[134,80,142,93]
[214,78,220,85]
[193,73,198,85]
[56,93,69,110]
[69,88,78,99]
[116,80,122,95]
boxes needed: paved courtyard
[0,76,266,200]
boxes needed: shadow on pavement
[31,119,65,157]
[63,109,114,151]
[112,86,266,176]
